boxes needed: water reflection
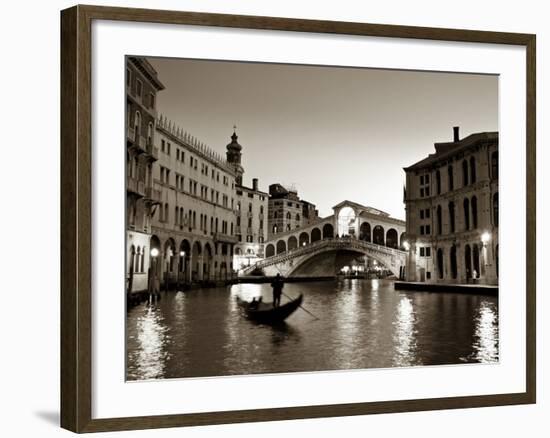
[471,301,499,362]
[126,306,170,380]
[126,280,499,380]
[392,296,418,367]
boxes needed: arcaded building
[403,127,499,285]
[149,119,239,287]
[125,57,165,294]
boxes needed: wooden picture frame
[60,4,536,433]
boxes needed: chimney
[252,178,258,191]
[453,126,460,142]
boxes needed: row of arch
[434,243,498,281]
[148,235,233,282]
[434,152,498,195]
[264,222,405,257]
[434,192,498,235]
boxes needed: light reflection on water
[126,280,499,380]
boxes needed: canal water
[126,279,499,380]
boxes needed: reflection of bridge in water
[245,200,407,278]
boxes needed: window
[286,212,291,220]
[471,196,478,229]
[493,192,499,227]
[420,225,425,235]
[436,170,441,195]
[426,247,431,257]
[448,201,456,233]
[462,159,469,187]
[149,93,155,109]
[136,79,142,97]
[469,157,476,183]
[161,139,165,152]
[248,203,252,212]
[448,165,454,191]
[420,247,425,257]
[491,152,499,179]
[425,225,431,235]
[420,210,424,219]
[463,198,470,230]
[436,205,442,235]
[126,68,131,87]
[296,213,300,221]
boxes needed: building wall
[125,57,163,293]
[404,132,499,285]
[148,122,239,285]
[234,181,269,270]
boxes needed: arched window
[471,196,478,229]
[286,212,291,220]
[295,213,300,221]
[276,240,286,254]
[493,192,499,227]
[436,170,441,195]
[447,165,454,191]
[448,201,456,233]
[462,159,469,187]
[260,205,264,214]
[450,245,457,279]
[129,245,136,273]
[272,225,278,234]
[265,244,275,257]
[491,151,499,179]
[463,198,470,230]
[273,211,277,219]
[469,156,476,183]
[437,248,444,279]
[147,122,153,146]
[360,222,371,242]
[436,205,442,235]
[373,226,385,245]
[472,244,480,278]
[134,111,141,141]
[465,245,472,279]
[134,247,141,273]
[140,246,145,273]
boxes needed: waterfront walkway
[394,281,498,295]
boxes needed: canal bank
[394,281,498,296]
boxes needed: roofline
[404,131,498,172]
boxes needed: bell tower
[226,125,244,185]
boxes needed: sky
[148,57,498,219]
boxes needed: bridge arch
[265,243,275,258]
[360,222,371,242]
[284,240,405,278]
[386,228,398,249]
[288,235,298,250]
[373,225,385,245]
[299,232,309,247]
[323,223,334,239]
[276,240,286,254]
[311,227,322,242]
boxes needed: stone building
[403,127,499,285]
[234,177,269,270]
[267,184,319,239]
[223,128,270,270]
[149,118,239,288]
[125,57,165,294]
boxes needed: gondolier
[271,273,284,307]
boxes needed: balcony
[213,233,239,244]
[146,141,159,160]
[127,127,147,153]
[144,186,162,204]
[127,176,145,197]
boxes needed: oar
[282,291,320,320]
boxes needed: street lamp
[403,241,410,251]
[149,248,159,299]
[481,231,491,245]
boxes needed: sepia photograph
[125,56,499,381]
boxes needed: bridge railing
[247,236,406,272]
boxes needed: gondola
[236,294,303,324]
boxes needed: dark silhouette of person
[271,273,284,307]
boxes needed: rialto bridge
[244,200,407,277]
